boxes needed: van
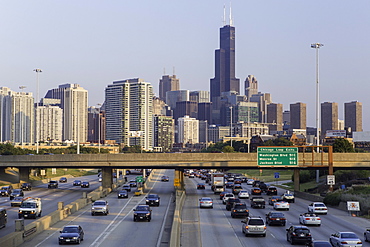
[0,208,7,228]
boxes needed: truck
[18,197,42,219]
[211,173,225,194]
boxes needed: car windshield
[285,194,293,196]
[148,195,157,198]
[75,180,81,182]
[248,219,264,225]
[94,202,106,206]
[119,190,126,193]
[63,227,79,233]
[136,206,149,211]
[22,202,36,208]
[271,213,284,217]
[341,233,357,239]
[240,191,248,193]
[295,229,310,234]
[13,189,21,193]
[1,187,8,190]
[234,204,246,209]
[315,203,326,207]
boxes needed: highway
[0,174,104,238]
[182,175,370,247]
[17,170,175,247]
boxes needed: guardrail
[169,189,186,247]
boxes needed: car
[20,183,32,191]
[134,188,143,196]
[59,177,68,183]
[231,203,249,218]
[269,196,282,205]
[0,185,13,197]
[122,184,131,192]
[273,201,290,211]
[0,208,7,229]
[265,211,286,226]
[246,179,254,185]
[188,173,195,178]
[226,198,241,211]
[308,202,328,214]
[232,184,243,195]
[282,192,295,203]
[250,197,266,209]
[91,200,109,215]
[129,180,137,187]
[10,197,25,207]
[81,182,90,188]
[299,212,321,226]
[306,240,332,247]
[59,225,84,245]
[197,183,206,189]
[251,187,262,195]
[48,180,58,189]
[266,186,278,195]
[146,194,160,206]
[98,177,102,182]
[222,193,235,204]
[330,232,362,247]
[241,216,266,237]
[286,226,312,245]
[199,197,213,208]
[252,180,261,187]
[133,205,152,221]
[234,178,242,184]
[238,190,250,199]
[161,176,169,182]
[219,191,229,200]
[10,189,24,200]
[364,227,370,242]
[73,180,81,186]
[117,190,128,198]
[225,182,234,188]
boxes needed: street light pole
[97,103,101,153]
[311,43,323,183]
[19,86,26,148]
[33,69,42,154]
[229,106,233,148]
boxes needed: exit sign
[257,147,298,166]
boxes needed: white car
[199,197,213,208]
[364,228,370,242]
[299,212,321,226]
[308,202,328,214]
[330,231,362,247]
[246,179,254,185]
[238,190,250,199]
[222,193,235,204]
[273,201,290,210]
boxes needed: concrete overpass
[1,153,370,191]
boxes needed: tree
[222,145,234,153]
[332,138,354,153]
[261,137,293,146]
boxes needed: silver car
[199,197,213,208]
[241,216,266,237]
[330,232,362,247]
[91,200,109,216]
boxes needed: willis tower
[210,6,240,124]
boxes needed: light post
[33,69,42,154]
[97,103,102,153]
[77,106,80,154]
[311,43,323,183]
[229,106,233,148]
[19,86,26,148]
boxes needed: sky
[1,1,369,130]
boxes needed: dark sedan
[20,183,32,191]
[10,189,24,200]
[146,194,160,206]
[265,211,286,226]
[117,190,128,198]
[73,180,81,186]
[81,182,90,188]
[59,177,68,183]
[59,225,84,245]
[197,183,206,189]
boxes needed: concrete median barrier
[170,189,186,247]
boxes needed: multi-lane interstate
[181,174,370,246]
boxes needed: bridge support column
[293,169,300,192]
[174,169,185,190]
[102,167,113,190]
[19,167,30,184]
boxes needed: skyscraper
[177,115,199,144]
[290,102,306,129]
[153,115,174,152]
[250,92,272,123]
[45,84,88,142]
[105,78,153,150]
[267,103,283,133]
[245,75,258,101]
[159,75,180,102]
[321,102,338,138]
[210,8,240,108]
[345,101,362,133]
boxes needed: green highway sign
[136,176,144,183]
[257,147,298,166]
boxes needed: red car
[197,183,206,189]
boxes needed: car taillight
[317,218,321,220]
[264,226,267,229]
[307,233,311,236]
[305,218,310,220]
[245,226,249,229]
[200,202,204,203]
[357,242,362,244]
[233,210,237,212]
[340,242,348,244]
[292,233,296,236]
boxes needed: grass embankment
[29,168,98,181]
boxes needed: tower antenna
[163,67,166,75]
[229,2,233,26]
[223,4,226,26]
[173,66,175,75]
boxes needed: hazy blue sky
[1,1,369,130]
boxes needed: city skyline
[1,1,369,130]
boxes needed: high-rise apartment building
[105,78,153,150]
[321,102,338,138]
[87,106,105,144]
[159,75,180,102]
[267,103,283,133]
[0,87,34,143]
[37,98,63,142]
[177,115,199,144]
[345,101,362,133]
[45,84,88,142]
[153,115,174,152]
[290,102,306,129]
[210,11,240,108]
[245,75,258,101]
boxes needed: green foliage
[291,170,316,184]
[332,138,354,153]
[261,137,293,146]
[222,145,234,153]
[323,191,342,206]
[122,145,143,153]
[0,144,34,155]
[334,170,370,182]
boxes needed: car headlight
[146,200,149,202]
[146,213,150,216]
[92,207,95,210]
[59,237,64,239]
[155,200,159,202]
[19,211,22,213]
[73,237,78,239]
